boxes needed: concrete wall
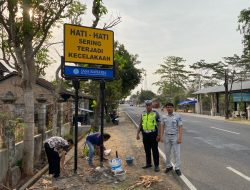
[0,129,54,183]
[0,123,87,183]
[14,141,24,166]
[0,148,8,183]
[0,75,55,105]
[78,125,91,135]
[61,122,72,137]
[34,134,42,164]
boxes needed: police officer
[160,102,183,176]
[136,100,161,172]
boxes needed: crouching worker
[44,136,73,178]
[86,132,111,166]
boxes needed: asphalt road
[121,104,250,190]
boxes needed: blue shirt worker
[160,102,183,176]
[86,132,111,166]
[136,100,161,172]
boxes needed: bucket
[114,170,126,181]
[109,158,123,173]
[125,156,134,165]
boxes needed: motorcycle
[109,111,119,125]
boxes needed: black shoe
[165,167,173,173]
[175,169,182,176]
[53,174,60,178]
[142,165,152,169]
[154,166,160,172]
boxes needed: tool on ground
[126,175,162,190]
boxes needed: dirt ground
[28,113,184,190]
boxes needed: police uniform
[161,112,183,170]
[140,109,160,168]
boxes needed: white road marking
[158,149,197,190]
[125,111,197,190]
[210,126,240,135]
[227,166,250,181]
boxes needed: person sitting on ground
[44,136,73,178]
[85,132,111,166]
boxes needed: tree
[115,42,142,98]
[35,48,55,77]
[238,8,250,59]
[82,41,142,117]
[154,56,189,102]
[0,0,73,175]
[189,55,247,118]
[138,90,156,104]
[189,60,221,90]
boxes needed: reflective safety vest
[142,111,157,131]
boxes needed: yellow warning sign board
[64,24,114,65]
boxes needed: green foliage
[92,0,108,28]
[95,0,108,15]
[0,112,8,120]
[238,8,250,58]
[188,55,249,94]
[35,48,55,77]
[105,79,122,112]
[82,144,96,157]
[0,0,73,76]
[63,134,73,141]
[138,90,156,104]
[103,42,142,112]
[189,60,223,90]
[0,113,26,143]
[80,41,142,114]
[115,41,142,98]
[154,56,189,101]
[238,102,245,112]
[12,118,26,143]
[16,160,22,167]
[68,1,87,25]
[91,100,97,109]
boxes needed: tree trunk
[224,70,229,119]
[93,91,101,132]
[22,89,34,175]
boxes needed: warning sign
[64,24,114,65]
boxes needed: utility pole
[224,69,229,119]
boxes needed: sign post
[62,24,114,172]
[73,80,79,173]
[100,80,105,166]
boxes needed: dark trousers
[142,132,159,167]
[44,142,60,177]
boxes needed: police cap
[145,100,153,106]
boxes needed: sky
[45,0,250,95]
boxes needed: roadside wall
[0,129,54,182]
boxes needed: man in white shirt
[160,102,183,176]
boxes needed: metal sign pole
[62,24,115,170]
[100,80,105,166]
[73,79,80,173]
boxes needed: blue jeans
[86,140,94,165]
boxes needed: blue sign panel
[63,65,114,79]
[232,92,250,102]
